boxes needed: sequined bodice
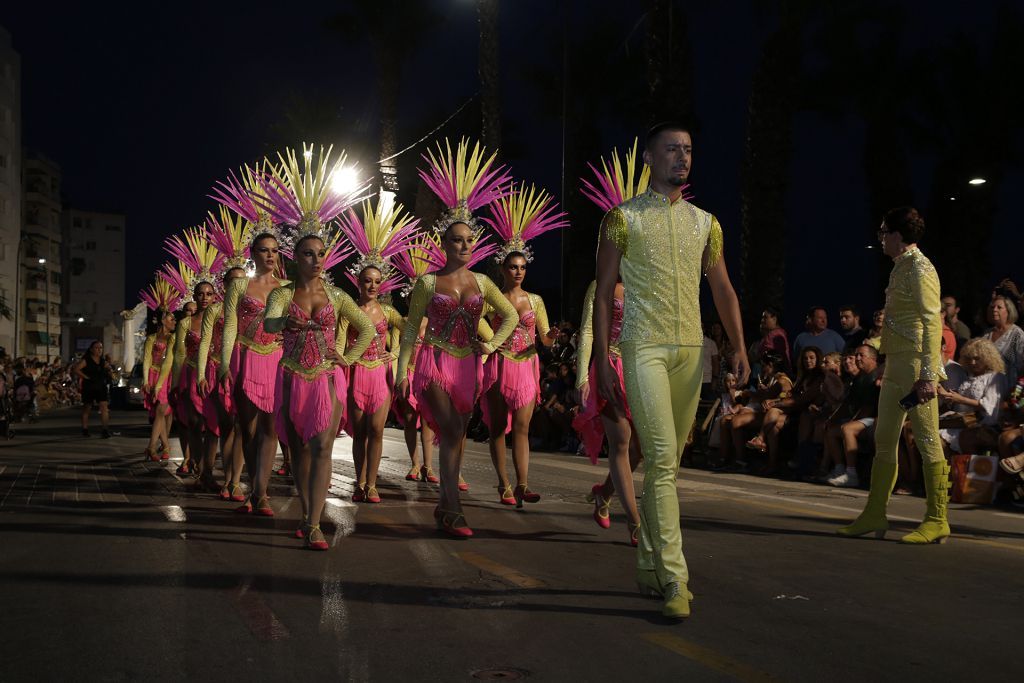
[185,329,201,360]
[211,318,224,359]
[239,295,278,346]
[427,293,483,348]
[152,339,168,366]
[283,302,336,372]
[493,310,536,355]
[350,317,389,361]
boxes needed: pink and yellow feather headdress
[139,275,183,313]
[339,196,421,295]
[206,205,253,274]
[163,227,226,301]
[580,138,693,211]
[485,182,570,264]
[418,137,512,238]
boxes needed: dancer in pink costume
[397,138,519,538]
[166,228,226,491]
[391,234,447,484]
[573,140,691,546]
[480,184,567,507]
[260,144,374,550]
[338,197,420,504]
[209,165,289,514]
[140,277,182,462]
[198,206,252,502]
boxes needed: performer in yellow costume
[594,123,749,620]
[838,207,950,544]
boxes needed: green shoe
[637,570,694,601]
[662,582,691,620]
[901,460,951,545]
[837,461,897,538]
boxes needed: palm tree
[644,0,696,123]
[478,0,502,152]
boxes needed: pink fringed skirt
[480,354,541,434]
[145,368,170,419]
[275,366,347,443]
[572,355,632,464]
[175,364,206,426]
[345,363,393,435]
[200,360,224,436]
[391,367,421,429]
[236,345,282,414]
[411,344,482,438]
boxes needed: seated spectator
[839,305,868,351]
[719,353,793,470]
[550,329,576,365]
[998,374,1024,473]
[841,349,860,382]
[864,309,885,351]
[793,306,846,357]
[937,337,1006,455]
[755,306,791,373]
[941,295,971,358]
[708,373,743,453]
[983,295,1024,382]
[825,345,882,488]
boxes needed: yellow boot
[900,460,951,544]
[837,461,897,538]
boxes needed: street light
[38,258,45,264]
[331,167,360,196]
[77,316,84,324]
[968,178,987,185]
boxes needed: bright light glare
[38,258,46,264]
[332,167,360,196]
[303,149,313,160]
[77,316,84,323]
[968,178,986,185]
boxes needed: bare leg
[364,399,390,490]
[511,402,535,487]
[234,392,261,497]
[842,421,867,468]
[486,386,510,489]
[252,408,279,500]
[81,403,90,430]
[306,389,345,529]
[400,397,421,471]
[424,384,470,515]
[421,423,434,471]
[98,401,110,429]
[349,394,368,488]
[601,404,642,526]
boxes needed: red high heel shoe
[305,525,329,550]
[436,509,473,538]
[365,486,381,504]
[145,448,160,462]
[421,467,439,484]
[229,483,246,502]
[235,497,252,514]
[276,462,289,476]
[513,484,540,509]
[352,483,366,503]
[629,522,641,547]
[254,496,274,517]
[458,476,469,492]
[295,516,309,539]
[218,485,231,501]
[497,484,516,505]
[161,451,170,460]
[406,467,421,481]
[175,462,191,476]
[587,483,612,529]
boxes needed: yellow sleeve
[531,293,551,344]
[575,281,596,389]
[384,304,404,375]
[337,316,350,355]
[262,286,292,333]
[197,302,222,381]
[477,317,495,343]
[397,275,431,381]
[703,215,724,275]
[912,257,947,382]
[601,207,629,257]
[332,287,374,365]
[155,335,174,394]
[219,277,246,378]
[171,319,189,390]
[479,274,519,353]
[142,335,155,381]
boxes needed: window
[105,224,121,232]
[85,241,97,250]
[70,257,86,276]
[73,217,82,228]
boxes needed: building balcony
[23,319,61,334]
[24,287,61,303]
[24,190,61,209]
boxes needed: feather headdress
[392,232,445,298]
[417,137,512,238]
[206,205,253,274]
[209,162,281,240]
[580,138,695,212]
[163,227,226,300]
[139,275,182,313]
[484,182,570,264]
[339,197,420,294]
[253,143,372,256]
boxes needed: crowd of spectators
[0,348,84,424]
[699,278,1024,508]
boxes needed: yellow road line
[455,551,545,589]
[641,632,780,682]
[955,537,1024,554]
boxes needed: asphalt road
[1,408,1021,682]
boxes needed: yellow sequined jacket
[196,302,222,382]
[396,272,519,382]
[880,247,946,382]
[262,283,375,379]
[602,190,723,347]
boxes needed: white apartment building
[61,208,125,358]
[20,152,62,361]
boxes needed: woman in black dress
[74,341,113,437]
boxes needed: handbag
[938,412,977,429]
[950,453,999,504]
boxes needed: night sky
[3,1,1021,334]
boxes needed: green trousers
[874,351,944,465]
[621,342,703,587]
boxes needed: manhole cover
[471,668,530,680]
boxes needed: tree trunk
[478,0,502,151]
[644,0,696,124]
